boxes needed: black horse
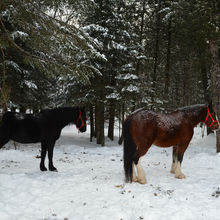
[0,107,86,171]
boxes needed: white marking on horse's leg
[136,157,147,184]
[170,161,177,174]
[132,163,138,182]
[175,162,185,179]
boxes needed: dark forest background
[0,0,219,148]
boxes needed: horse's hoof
[175,173,185,179]
[40,167,47,171]
[138,178,147,184]
[132,176,138,182]
[49,167,58,172]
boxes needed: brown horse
[123,104,219,184]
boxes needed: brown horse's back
[153,112,194,147]
[130,109,194,148]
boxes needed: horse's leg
[135,156,147,184]
[0,137,10,149]
[0,125,10,148]
[133,146,150,184]
[170,145,177,174]
[175,143,189,179]
[132,163,138,182]
[40,142,47,171]
[47,140,57,172]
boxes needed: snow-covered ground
[0,126,220,220]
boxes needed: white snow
[83,24,108,34]
[0,126,220,220]
[116,73,138,80]
[106,92,120,100]
[122,85,139,93]
[11,31,28,40]
[5,61,22,73]
[24,80,38,89]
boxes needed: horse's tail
[123,117,136,182]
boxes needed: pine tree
[0,0,101,110]
[82,0,140,144]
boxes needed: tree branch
[0,17,41,61]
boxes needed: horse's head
[204,103,219,131]
[76,107,87,132]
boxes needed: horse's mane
[131,107,147,115]
[176,104,206,114]
[39,107,81,116]
[177,104,205,111]
[40,107,77,113]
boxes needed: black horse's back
[2,112,42,143]
[2,111,16,123]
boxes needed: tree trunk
[200,53,213,135]
[217,130,220,153]
[152,0,161,102]
[118,106,121,140]
[118,103,125,145]
[164,19,171,95]
[119,103,125,134]
[200,54,210,102]
[95,76,105,146]
[122,103,125,124]
[209,40,220,153]
[0,46,9,111]
[136,0,146,76]
[95,104,98,139]
[89,105,95,142]
[108,101,115,141]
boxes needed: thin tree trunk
[200,53,213,135]
[122,103,125,124]
[136,0,146,75]
[95,104,98,139]
[118,103,125,145]
[108,101,115,141]
[0,46,9,111]
[90,105,95,142]
[164,19,171,95]
[200,54,210,102]
[118,106,121,140]
[209,40,220,153]
[95,76,105,146]
[152,0,161,101]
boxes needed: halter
[76,111,86,130]
[204,106,219,128]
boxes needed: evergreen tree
[82,0,140,144]
[0,0,101,110]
